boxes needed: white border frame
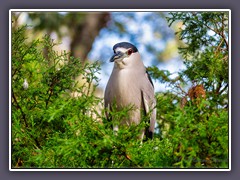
[9,9,231,171]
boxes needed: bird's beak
[109,51,125,62]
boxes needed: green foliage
[167,101,228,168]
[11,25,173,169]
[150,12,229,168]
[11,25,105,168]
[146,12,229,168]
[12,11,229,169]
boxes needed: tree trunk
[70,12,110,63]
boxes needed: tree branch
[12,89,28,128]
[45,75,58,108]
[195,15,228,51]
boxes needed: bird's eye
[127,49,133,56]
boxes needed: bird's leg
[138,128,145,145]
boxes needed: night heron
[104,42,156,141]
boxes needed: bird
[104,42,156,141]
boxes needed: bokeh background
[12,11,186,94]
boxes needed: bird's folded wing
[141,72,156,137]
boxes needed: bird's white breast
[109,68,141,109]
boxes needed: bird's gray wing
[146,70,154,88]
[141,71,156,139]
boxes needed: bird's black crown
[113,42,138,53]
